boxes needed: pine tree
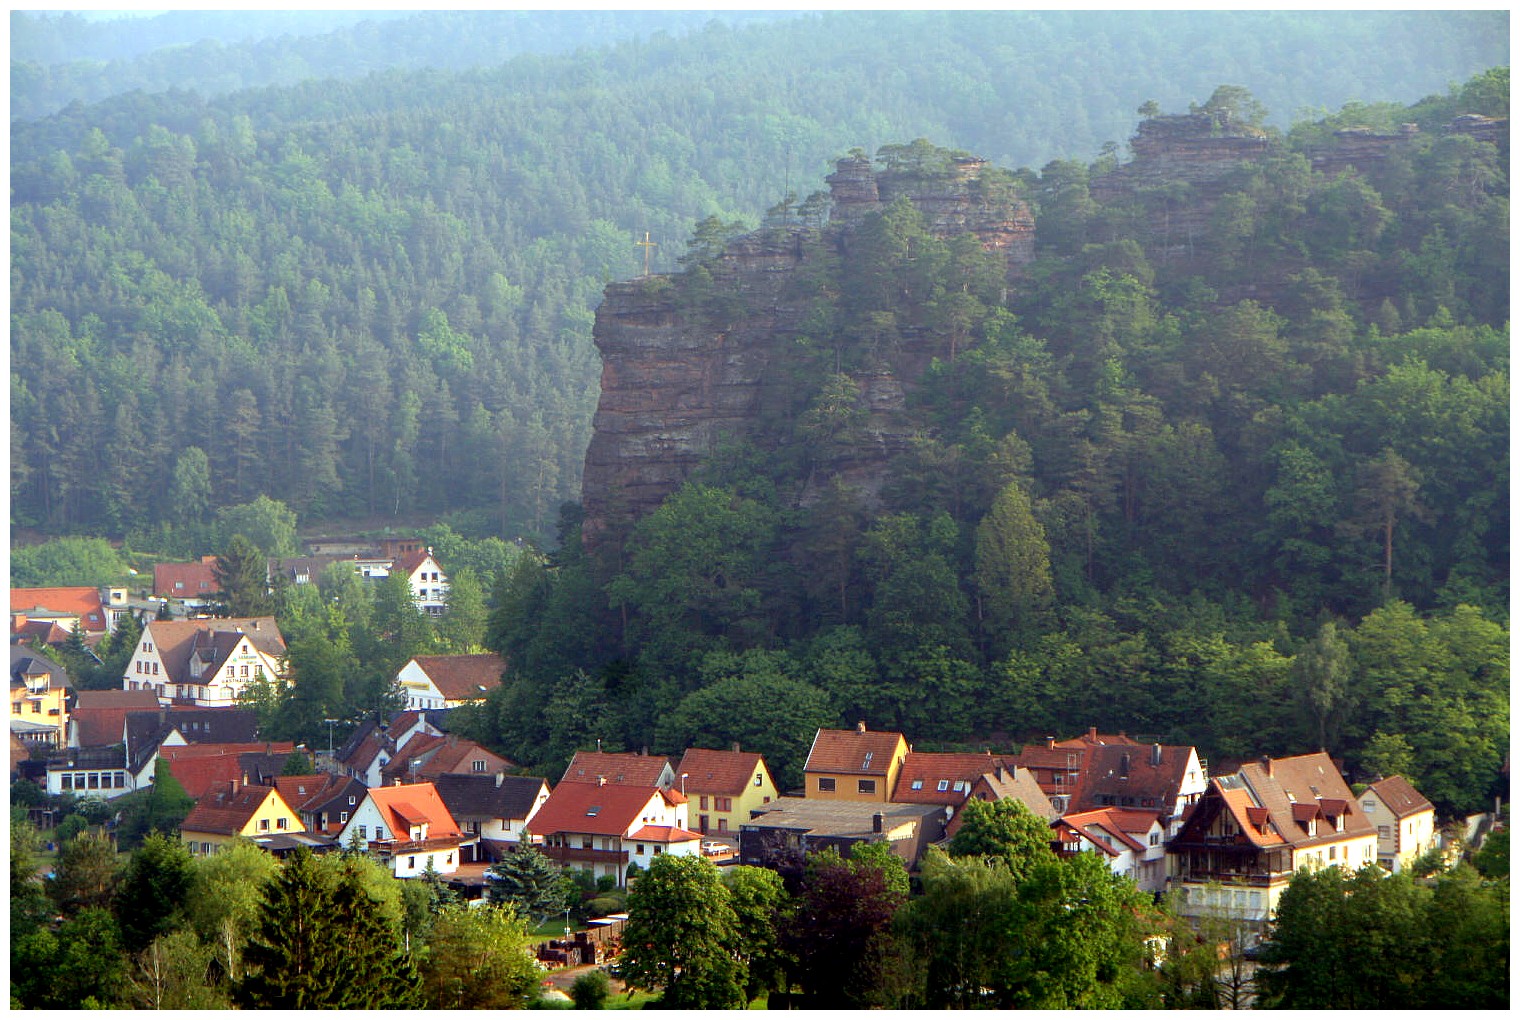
[486,841,568,923]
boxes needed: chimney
[856,721,866,734]
[994,763,1004,782]
[495,773,505,788]
[872,812,883,833]
[731,741,740,753]
[597,775,606,787]
[1046,736,1055,749]
[1260,756,1273,776]
[1087,726,1097,742]
[229,779,238,798]
[393,777,402,786]
[1119,753,1131,778]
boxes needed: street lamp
[564,906,572,942]
[323,718,339,769]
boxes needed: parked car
[701,840,730,856]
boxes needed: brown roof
[892,751,1018,804]
[71,689,162,747]
[1054,727,1141,749]
[561,751,672,787]
[1233,752,1376,848]
[675,747,769,796]
[804,727,907,777]
[143,618,286,686]
[1068,743,1197,814]
[159,741,296,798]
[966,765,1058,820]
[1055,807,1155,855]
[152,561,220,599]
[1367,775,1435,818]
[529,781,669,838]
[393,550,439,578]
[10,587,109,633]
[181,783,299,837]
[408,654,504,701]
[381,733,513,783]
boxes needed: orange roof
[529,782,669,838]
[365,782,463,839]
[805,726,907,777]
[10,587,108,632]
[627,824,702,844]
[408,654,504,701]
[393,550,439,577]
[675,747,768,796]
[159,741,296,798]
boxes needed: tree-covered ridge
[475,79,1507,818]
[8,13,1505,543]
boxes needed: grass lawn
[604,990,660,1010]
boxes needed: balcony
[1172,869,1281,887]
[548,845,630,868]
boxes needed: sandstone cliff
[581,154,1034,549]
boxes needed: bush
[571,970,610,1009]
[54,814,89,844]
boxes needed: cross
[637,232,657,276]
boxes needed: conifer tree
[486,841,568,923]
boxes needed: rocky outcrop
[581,155,1034,549]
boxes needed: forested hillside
[476,77,1508,818]
[9,11,1506,545]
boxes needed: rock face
[581,155,1035,550]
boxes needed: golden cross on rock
[637,232,657,276]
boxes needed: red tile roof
[529,782,669,838]
[152,561,220,599]
[1055,808,1153,855]
[408,654,504,701]
[675,747,769,796]
[10,587,109,633]
[561,751,672,787]
[1068,743,1198,814]
[892,751,1017,804]
[181,783,299,837]
[392,550,439,578]
[159,741,296,798]
[804,727,907,777]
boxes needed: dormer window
[937,780,950,792]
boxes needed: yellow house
[803,723,909,802]
[9,650,70,748]
[1361,775,1438,873]
[1168,752,1380,929]
[676,746,780,838]
[179,780,304,855]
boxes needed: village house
[1166,752,1378,928]
[151,557,221,608]
[738,798,947,870]
[10,647,70,748]
[333,711,445,787]
[530,779,697,887]
[393,548,449,616]
[941,761,1059,842]
[434,772,552,861]
[395,653,505,712]
[379,732,513,785]
[180,779,304,855]
[1053,807,1170,892]
[158,741,298,799]
[560,749,676,789]
[337,781,468,878]
[803,723,910,802]
[11,586,121,641]
[1360,775,1439,873]
[274,773,369,836]
[675,746,779,839]
[121,617,287,707]
[1067,742,1210,838]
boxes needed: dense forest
[473,76,1509,820]
[7,13,1508,818]
[9,11,1506,544]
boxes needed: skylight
[586,806,601,816]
